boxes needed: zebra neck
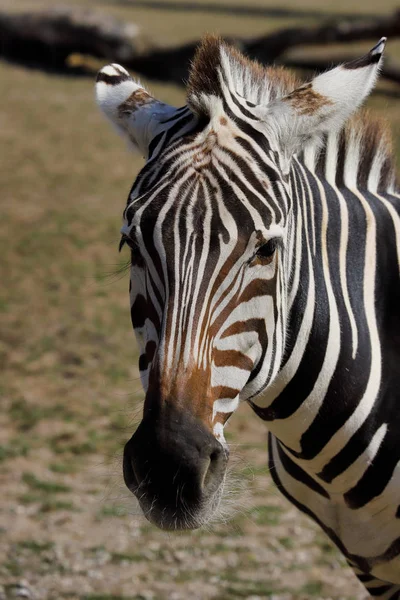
[251,156,400,482]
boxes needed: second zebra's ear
[265,38,386,161]
[95,64,192,158]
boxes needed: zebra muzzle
[123,406,228,529]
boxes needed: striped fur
[96,36,400,595]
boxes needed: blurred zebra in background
[96,36,400,597]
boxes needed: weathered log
[125,9,400,84]
[0,5,399,88]
[244,10,400,62]
[0,6,148,70]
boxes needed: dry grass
[1,0,399,599]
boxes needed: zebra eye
[257,238,277,258]
[255,238,278,264]
[119,235,136,252]
[119,235,143,266]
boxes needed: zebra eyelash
[118,237,127,252]
[119,234,144,268]
[119,234,138,253]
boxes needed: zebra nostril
[210,450,219,462]
[201,458,214,492]
[201,443,226,492]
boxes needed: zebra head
[96,37,385,530]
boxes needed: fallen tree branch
[243,9,400,62]
[0,5,399,88]
[125,8,400,83]
[0,6,148,70]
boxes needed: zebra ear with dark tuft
[265,38,386,161]
[95,64,180,158]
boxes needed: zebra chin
[122,407,229,530]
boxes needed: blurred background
[1,1,399,599]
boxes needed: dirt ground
[1,1,400,599]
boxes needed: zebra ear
[266,38,386,160]
[95,64,179,158]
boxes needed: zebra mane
[188,35,300,113]
[309,111,398,194]
[187,35,397,194]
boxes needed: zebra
[95,36,400,597]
